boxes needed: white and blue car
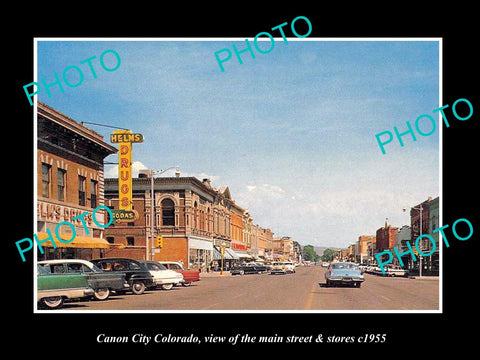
[325,262,365,288]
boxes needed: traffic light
[154,236,163,248]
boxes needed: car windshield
[37,264,50,275]
[331,263,359,270]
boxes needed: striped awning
[36,232,124,249]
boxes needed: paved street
[59,266,439,311]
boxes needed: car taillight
[328,269,332,275]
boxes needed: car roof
[38,259,93,265]
[92,257,139,262]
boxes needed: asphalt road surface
[58,266,439,311]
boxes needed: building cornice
[38,101,117,155]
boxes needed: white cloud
[104,160,148,179]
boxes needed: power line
[80,121,129,131]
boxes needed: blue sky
[36,38,440,248]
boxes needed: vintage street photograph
[33,38,440,312]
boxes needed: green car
[37,265,94,309]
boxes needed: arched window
[161,198,175,226]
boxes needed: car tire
[355,282,361,288]
[240,270,245,276]
[132,281,146,295]
[94,288,110,301]
[41,296,64,309]
[161,283,174,290]
[182,282,192,287]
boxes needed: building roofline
[38,101,117,154]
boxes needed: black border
[9,6,478,353]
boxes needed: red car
[159,261,200,286]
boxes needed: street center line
[304,282,317,310]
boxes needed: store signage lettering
[113,130,134,211]
[110,133,144,143]
[15,205,113,262]
[37,201,93,226]
[111,209,137,222]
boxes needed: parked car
[270,262,287,275]
[139,260,184,290]
[283,261,296,273]
[383,265,409,277]
[325,262,365,288]
[358,263,370,272]
[231,263,267,275]
[91,258,155,295]
[39,259,129,300]
[37,264,94,309]
[159,261,200,286]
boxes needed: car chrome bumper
[329,277,364,283]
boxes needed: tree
[321,248,337,262]
[302,245,320,262]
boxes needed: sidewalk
[409,275,439,281]
[200,270,231,278]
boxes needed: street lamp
[403,204,423,277]
[147,166,180,261]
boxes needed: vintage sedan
[270,262,287,275]
[232,263,268,275]
[139,261,184,290]
[91,258,155,295]
[39,259,129,300]
[159,261,200,286]
[37,265,94,309]
[383,265,409,277]
[325,262,365,288]
[283,261,296,273]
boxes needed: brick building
[104,174,239,270]
[36,102,117,260]
[357,235,375,263]
[375,219,398,253]
[410,196,439,275]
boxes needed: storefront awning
[225,247,240,260]
[212,246,239,260]
[231,249,253,259]
[36,232,124,249]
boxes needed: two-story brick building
[36,102,117,260]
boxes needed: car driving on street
[325,262,365,288]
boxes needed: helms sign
[111,130,143,217]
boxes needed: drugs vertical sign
[111,130,144,211]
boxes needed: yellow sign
[110,133,144,143]
[114,130,132,210]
